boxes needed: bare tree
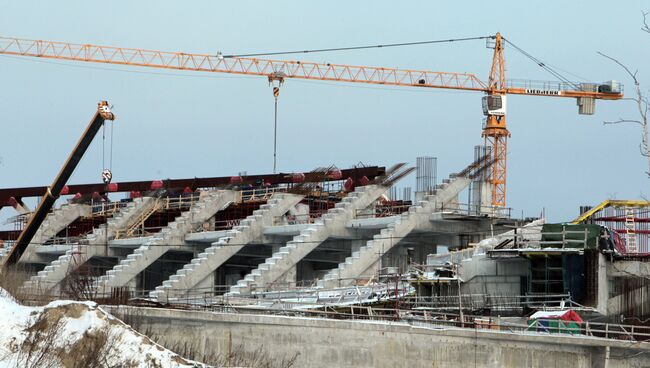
[10,314,66,368]
[598,11,650,177]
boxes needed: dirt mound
[0,288,206,368]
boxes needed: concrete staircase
[19,197,160,294]
[95,190,237,292]
[89,197,159,243]
[18,203,91,263]
[228,185,388,296]
[318,175,471,289]
[150,193,304,302]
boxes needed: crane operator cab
[482,95,507,116]
[597,80,621,94]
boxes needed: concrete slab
[184,230,230,243]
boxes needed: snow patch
[0,287,206,368]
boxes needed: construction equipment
[2,102,115,267]
[573,199,650,255]
[0,34,624,207]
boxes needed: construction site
[1,5,650,367]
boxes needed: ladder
[123,200,161,238]
[624,208,637,254]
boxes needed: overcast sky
[1,0,649,224]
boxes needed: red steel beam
[0,166,385,208]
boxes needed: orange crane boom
[0,34,624,207]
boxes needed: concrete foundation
[106,306,650,368]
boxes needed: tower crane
[0,33,624,207]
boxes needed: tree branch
[598,18,650,177]
[603,118,643,126]
[597,51,639,85]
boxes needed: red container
[327,169,342,180]
[343,177,354,191]
[7,197,18,208]
[358,176,370,186]
[150,180,164,190]
[107,183,119,192]
[291,173,305,183]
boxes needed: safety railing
[13,284,650,343]
[494,227,590,251]
[424,247,475,266]
[3,212,30,228]
[159,194,201,210]
[402,293,577,311]
[114,226,166,239]
[273,211,328,226]
[506,79,624,94]
[354,204,411,219]
[439,202,512,218]
[112,292,650,343]
[213,218,242,230]
[239,187,287,202]
[90,200,128,217]
[42,236,83,246]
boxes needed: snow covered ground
[0,287,206,368]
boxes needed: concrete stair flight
[18,197,159,294]
[95,190,237,292]
[18,203,91,263]
[227,185,389,296]
[121,200,162,238]
[318,175,472,289]
[18,244,104,296]
[150,193,304,302]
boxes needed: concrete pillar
[596,253,609,315]
[471,180,492,215]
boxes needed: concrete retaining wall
[105,306,650,368]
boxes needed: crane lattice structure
[0,33,624,207]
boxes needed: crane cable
[223,35,492,58]
[272,86,280,174]
[236,35,492,174]
[502,38,583,90]
[101,119,114,185]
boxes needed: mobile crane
[2,102,115,266]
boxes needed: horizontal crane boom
[0,36,487,91]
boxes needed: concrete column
[596,253,609,315]
[471,180,492,215]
